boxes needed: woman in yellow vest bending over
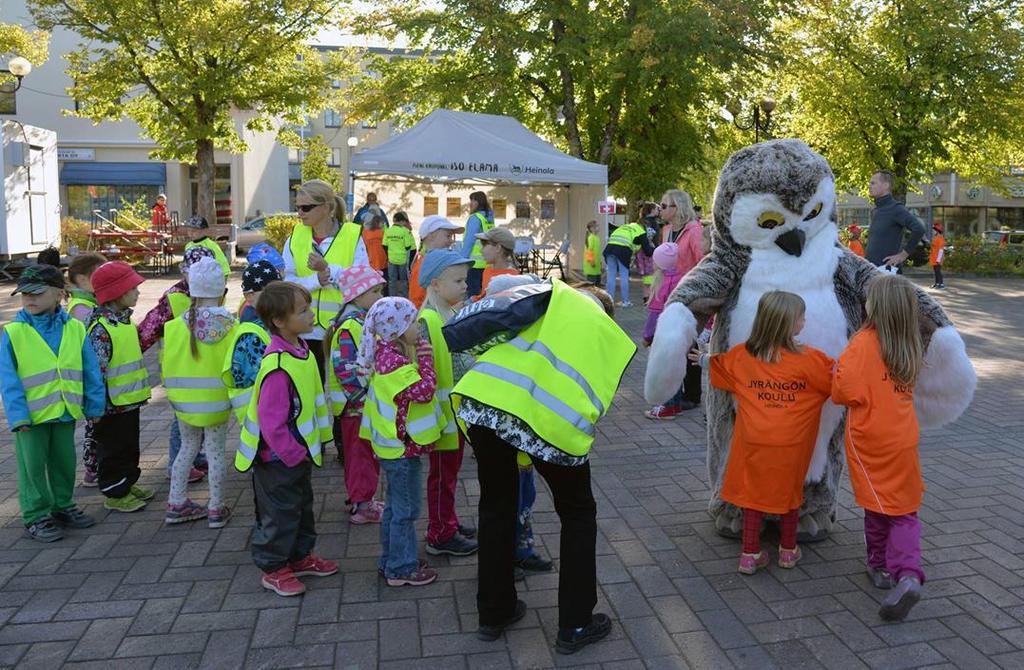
[357,297,444,588]
[284,179,369,382]
[449,277,636,654]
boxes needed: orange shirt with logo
[831,327,922,516]
[929,234,945,266]
[711,344,834,514]
[848,240,865,257]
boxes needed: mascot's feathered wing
[645,139,976,540]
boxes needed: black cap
[12,264,65,295]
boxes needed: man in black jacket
[866,170,926,269]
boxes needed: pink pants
[864,509,925,583]
[340,415,379,505]
[426,438,464,545]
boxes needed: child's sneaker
[426,534,478,556]
[261,566,306,596]
[289,554,339,578]
[81,470,98,487]
[207,506,232,529]
[386,566,438,587]
[738,551,770,575]
[130,485,155,502]
[164,499,207,524]
[458,522,477,539]
[644,405,680,420]
[349,502,383,525]
[777,546,802,569]
[867,566,894,590]
[187,467,205,484]
[104,493,147,513]
[879,576,921,621]
[52,506,96,529]
[24,517,64,543]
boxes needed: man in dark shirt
[866,170,926,268]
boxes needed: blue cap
[246,242,285,272]
[417,249,473,288]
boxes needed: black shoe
[426,534,479,556]
[24,517,64,543]
[477,599,527,641]
[516,554,553,572]
[556,613,612,654]
[458,523,477,539]
[514,566,526,582]
[52,506,96,529]
[879,577,921,621]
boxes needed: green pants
[15,422,77,525]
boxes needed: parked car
[235,213,295,255]
[983,230,1024,246]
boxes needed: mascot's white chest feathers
[728,228,848,357]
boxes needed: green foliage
[115,195,153,230]
[280,129,343,193]
[774,0,1024,197]
[344,0,781,203]
[60,217,91,253]
[264,215,298,253]
[0,21,49,64]
[944,236,1024,275]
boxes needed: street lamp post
[729,96,776,143]
[1,57,33,115]
[346,133,358,213]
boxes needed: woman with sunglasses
[283,179,369,381]
[646,189,705,420]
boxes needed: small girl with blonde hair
[690,291,833,574]
[832,273,926,622]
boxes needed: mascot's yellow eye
[757,211,786,229]
[803,202,823,221]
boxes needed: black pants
[667,358,703,408]
[251,460,316,573]
[468,425,597,630]
[933,265,944,285]
[308,338,327,385]
[466,267,484,299]
[94,408,141,498]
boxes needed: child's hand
[642,337,652,348]
[317,268,331,286]
[686,347,702,363]
[308,251,328,272]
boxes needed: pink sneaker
[187,467,205,484]
[261,566,306,596]
[778,545,802,569]
[350,501,383,525]
[289,554,339,578]
[738,551,770,575]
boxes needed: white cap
[187,257,226,298]
[419,215,465,240]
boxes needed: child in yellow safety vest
[357,297,442,587]
[583,219,602,285]
[382,212,417,297]
[0,264,105,542]
[223,260,277,431]
[418,249,480,557]
[326,265,386,524]
[162,257,238,528]
[87,261,155,514]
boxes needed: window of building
[837,208,870,228]
[288,147,300,164]
[331,79,342,89]
[446,197,462,218]
[325,109,341,127]
[329,148,342,167]
[423,196,439,216]
[66,185,163,222]
[931,206,984,239]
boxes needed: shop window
[66,184,163,222]
[931,207,984,239]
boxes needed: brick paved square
[0,273,1021,668]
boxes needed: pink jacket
[256,335,316,467]
[661,221,704,276]
[647,268,683,314]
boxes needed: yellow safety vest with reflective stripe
[289,221,363,329]
[359,363,446,460]
[327,316,363,416]
[5,320,86,423]
[383,225,415,266]
[235,349,330,472]
[468,212,494,269]
[168,292,191,319]
[89,318,152,406]
[606,222,644,249]
[185,239,230,278]
[162,318,236,427]
[67,293,97,317]
[419,309,460,451]
[220,322,271,421]
[452,280,636,458]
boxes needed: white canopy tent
[349,109,609,276]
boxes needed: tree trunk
[892,144,911,203]
[195,138,216,225]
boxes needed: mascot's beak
[774,228,805,256]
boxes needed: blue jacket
[460,209,494,258]
[0,307,105,430]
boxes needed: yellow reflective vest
[168,292,191,319]
[162,318,236,427]
[67,293,97,318]
[606,222,644,249]
[360,363,446,460]
[419,308,460,451]
[235,348,330,472]
[382,225,415,266]
[6,320,86,424]
[452,280,636,458]
[89,317,152,406]
[289,221,363,329]
[185,238,230,278]
[220,322,271,422]
[468,212,494,269]
[327,315,363,417]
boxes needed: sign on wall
[57,148,96,161]
[597,201,616,214]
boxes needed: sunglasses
[660,203,676,209]
[297,203,321,213]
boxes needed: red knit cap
[92,261,145,304]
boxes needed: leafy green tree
[776,0,1024,199]
[0,20,48,91]
[29,0,354,224]
[280,129,343,193]
[345,0,779,203]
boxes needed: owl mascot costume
[645,139,976,541]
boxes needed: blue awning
[61,162,167,186]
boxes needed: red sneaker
[187,467,205,484]
[644,405,681,420]
[289,554,339,578]
[261,567,306,596]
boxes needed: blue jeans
[604,254,630,304]
[167,419,206,475]
[380,457,422,578]
[515,465,537,561]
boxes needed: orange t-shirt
[711,344,834,514]
[474,266,520,301]
[848,240,865,257]
[362,229,387,271]
[929,234,945,266]
[832,327,922,516]
[409,254,426,308]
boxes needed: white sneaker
[618,301,633,308]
